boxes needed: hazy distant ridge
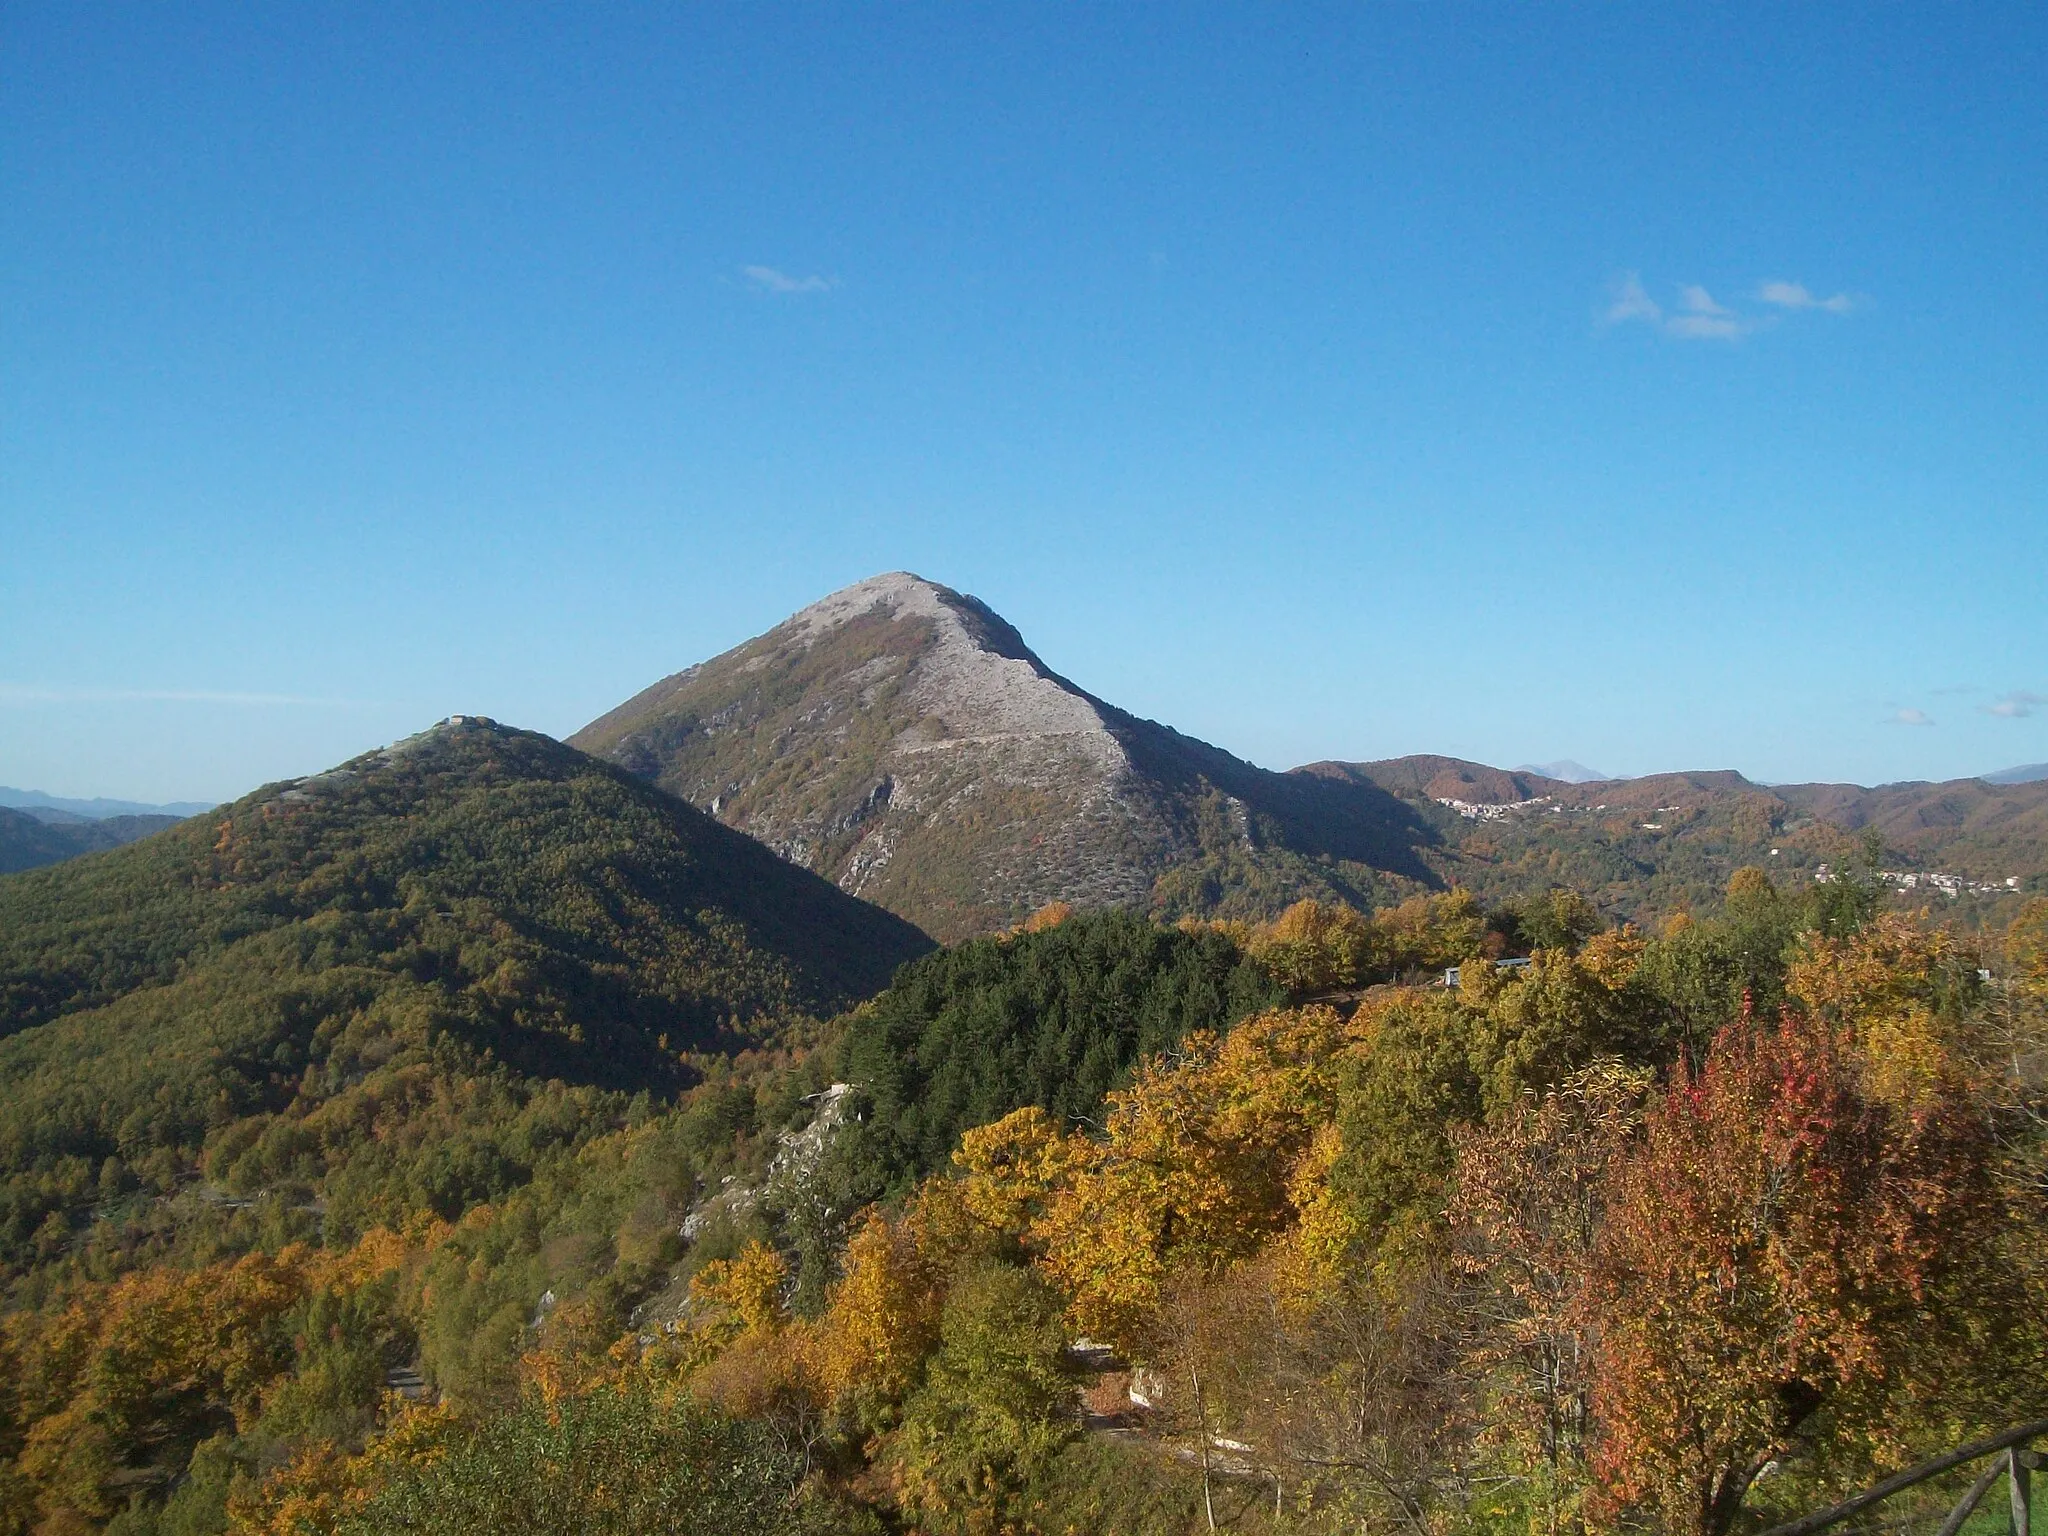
[1514,759,1610,784]
[0,787,214,820]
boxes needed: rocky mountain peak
[572,575,1434,939]
[762,573,1115,748]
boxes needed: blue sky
[3,3,2044,803]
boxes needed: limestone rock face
[572,574,1431,940]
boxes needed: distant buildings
[1433,795,1552,822]
[1813,863,2021,898]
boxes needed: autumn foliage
[3,885,2045,1535]
[1589,1008,2005,1534]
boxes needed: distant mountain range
[0,806,186,875]
[0,787,207,875]
[573,574,2048,934]
[1514,759,1609,783]
[1986,762,2048,785]
[0,786,215,820]
[1326,756,2047,915]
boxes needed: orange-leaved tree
[5,1250,311,1529]
[1245,900,1381,995]
[1587,1006,2009,1536]
[1786,914,1982,1106]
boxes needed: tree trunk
[1190,1356,1216,1533]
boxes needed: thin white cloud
[1604,272,1663,326]
[1603,272,1862,342]
[1679,284,1734,318]
[742,265,836,295]
[0,685,360,707]
[1885,707,1935,727]
[1760,280,1855,314]
[1603,274,1748,341]
[1666,311,1748,341]
[1984,691,2047,720]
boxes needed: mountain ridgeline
[0,807,185,875]
[571,573,1436,941]
[0,717,930,1271]
[575,574,2048,939]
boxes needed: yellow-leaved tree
[955,1006,1350,1351]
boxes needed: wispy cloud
[1603,272,1862,342]
[1603,273,1747,341]
[1668,285,1749,340]
[1885,707,1935,727]
[0,685,360,707]
[1760,280,1855,314]
[742,265,836,295]
[1604,273,1664,326]
[1984,690,2047,720]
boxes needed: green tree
[333,1383,827,1536]
[886,1263,1076,1535]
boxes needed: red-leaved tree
[1587,1008,2001,1536]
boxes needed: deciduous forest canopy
[0,715,2042,1536]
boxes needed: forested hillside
[0,893,1276,1531]
[0,805,183,875]
[831,908,1284,1198]
[3,697,2045,1536]
[0,716,929,1283]
[630,883,2048,1536]
[5,830,2037,1535]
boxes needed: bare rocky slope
[571,574,1433,940]
[575,575,2048,937]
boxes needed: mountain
[1985,762,2048,785]
[0,715,930,1054]
[0,786,214,819]
[0,806,184,875]
[0,715,931,1270]
[573,575,2048,936]
[1304,754,1565,806]
[573,573,1435,939]
[1321,754,2048,917]
[1514,758,1610,784]
[1770,775,2048,873]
